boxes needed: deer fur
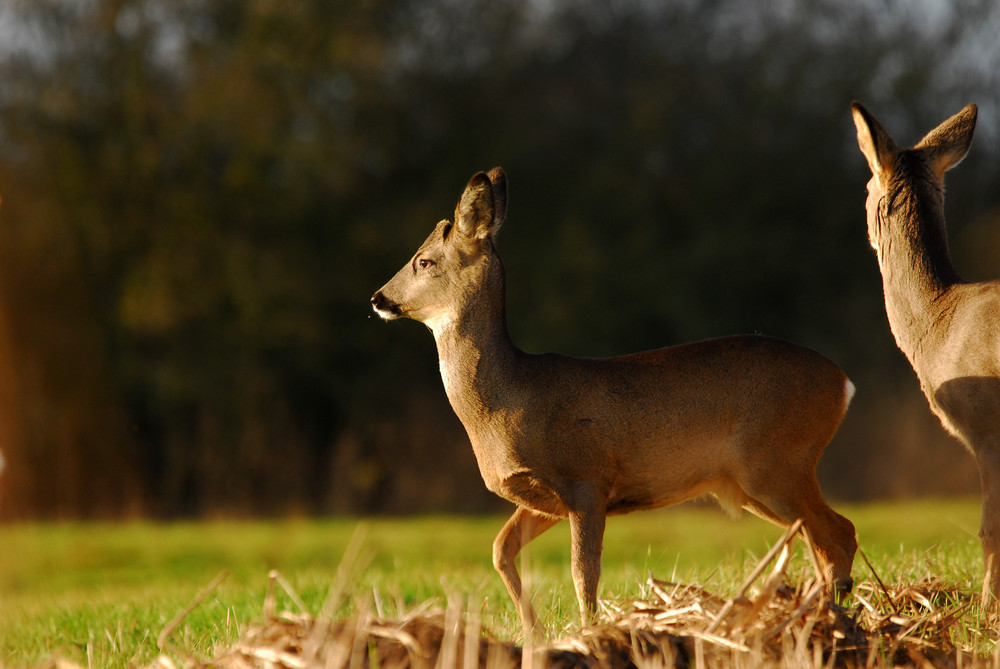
[852,101,1000,606]
[371,168,856,628]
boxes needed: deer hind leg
[493,506,558,635]
[741,471,856,594]
[975,448,1000,610]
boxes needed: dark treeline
[0,0,999,518]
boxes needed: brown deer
[852,102,1000,605]
[371,168,857,628]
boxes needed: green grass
[0,498,987,667]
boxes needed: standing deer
[852,102,1000,605]
[371,168,857,628]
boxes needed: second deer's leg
[493,506,558,633]
[975,448,1000,609]
[568,506,607,624]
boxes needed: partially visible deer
[371,168,857,629]
[852,102,1000,605]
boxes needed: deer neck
[429,258,520,428]
[875,179,961,362]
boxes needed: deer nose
[371,290,400,316]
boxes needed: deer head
[372,168,508,335]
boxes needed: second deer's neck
[878,183,961,357]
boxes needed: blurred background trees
[0,0,998,518]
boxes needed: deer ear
[487,167,507,229]
[852,102,899,178]
[455,172,497,240]
[914,103,977,181]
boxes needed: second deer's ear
[915,103,977,181]
[852,102,899,179]
[487,167,507,231]
[456,172,496,240]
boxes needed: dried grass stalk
[143,527,997,669]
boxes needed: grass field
[0,498,988,667]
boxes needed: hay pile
[147,523,996,669]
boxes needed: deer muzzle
[371,290,403,319]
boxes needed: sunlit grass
[0,498,986,667]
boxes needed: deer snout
[371,290,402,319]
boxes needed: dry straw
[128,521,1000,669]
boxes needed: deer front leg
[493,506,558,635]
[976,448,1000,611]
[568,505,607,625]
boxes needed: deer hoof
[834,577,853,594]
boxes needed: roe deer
[371,168,857,628]
[852,102,1000,605]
